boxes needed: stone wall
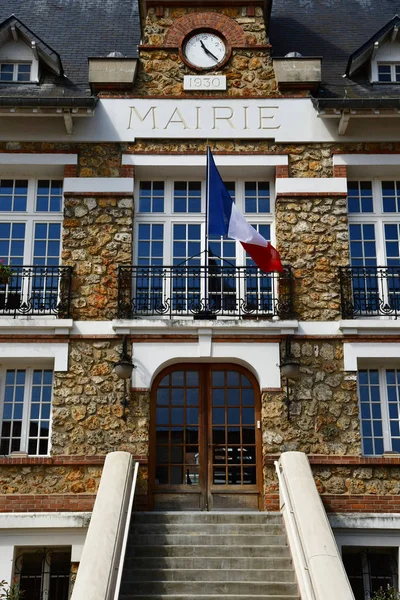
[0,464,101,495]
[276,194,349,320]
[262,339,360,457]
[52,340,150,458]
[62,195,133,321]
[134,49,278,97]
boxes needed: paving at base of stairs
[119,512,300,600]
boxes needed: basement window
[0,62,31,82]
[14,547,71,600]
[342,546,398,600]
[377,63,400,82]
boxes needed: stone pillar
[62,194,133,321]
[276,193,349,320]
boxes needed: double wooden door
[150,364,262,511]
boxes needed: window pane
[139,181,164,213]
[378,64,392,82]
[358,369,383,456]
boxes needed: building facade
[1,0,400,597]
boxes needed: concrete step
[128,568,295,583]
[131,523,283,535]
[120,581,299,596]
[126,556,293,570]
[127,544,291,558]
[131,534,287,546]
[132,512,282,525]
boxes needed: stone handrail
[275,452,355,600]
[71,451,138,600]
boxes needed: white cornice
[0,153,78,165]
[122,154,289,167]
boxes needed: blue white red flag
[207,148,283,273]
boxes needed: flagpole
[204,145,210,306]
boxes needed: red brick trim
[121,165,135,178]
[64,165,77,177]
[264,494,279,511]
[139,44,271,50]
[275,165,289,178]
[322,495,400,513]
[276,192,347,198]
[0,455,147,466]
[333,165,347,178]
[0,494,96,513]
[263,454,400,466]
[164,12,247,48]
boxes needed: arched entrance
[149,364,262,511]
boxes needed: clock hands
[200,40,219,62]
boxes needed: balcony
[117,265,294,320]
[0,266,72,318]
[339,266,400,318]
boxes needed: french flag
[207,148,283,273]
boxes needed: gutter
[0,96,98,108]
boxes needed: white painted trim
[343,342,400,371]
[113,318,298,336]
[334,154,400,167]
[0,343,69,371]
[0,153,78,165]
[0,512,91,529]
[122,153,289,167]
[0,318,73,336]
[130,338,281,389]
[276,177,347,195]
[339,320,400,335]
[329,513,400,530]
[63,178,134,194]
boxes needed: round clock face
[183,32,227,70]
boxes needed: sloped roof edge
[0,14,63,76]
[346,14,400,77]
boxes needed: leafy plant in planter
[372,586,400,600]
[0,579,24,600]
[0,261,14,284]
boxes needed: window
[0,178,62,265]
[0,62,31,82]
[14,547,71,600]
[0,368,53,456]
[377,63,400,82]
[358,367,400,455]
[135,178,276,315]
[347,180,400,316]
[342,546,398,600]
[0,178,63,315]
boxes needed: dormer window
[377,63,400,82]
[0,62,31,83]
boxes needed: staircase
[119,512,300,600]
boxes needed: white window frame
[0,366,54,456]
[357,364,400,455]
[348,177,400,265]
[0,177,63,265]
[0,61,32,83]
[376,62,400,82]
[134,176,276,265]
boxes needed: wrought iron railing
[117,265,294,319]
[339,265,400,318]
[0,266,72,318]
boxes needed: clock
[183,32,227,70]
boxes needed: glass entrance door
[150,364,261,511]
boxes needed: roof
[0,0,141,100]
[270,0,400,101]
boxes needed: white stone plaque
[184,75,226,91]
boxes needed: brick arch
[164,12,247,48]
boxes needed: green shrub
[372,586,400,600]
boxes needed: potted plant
[0,261,14,285]
[372,586,400,600]
[0,579,24,599]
